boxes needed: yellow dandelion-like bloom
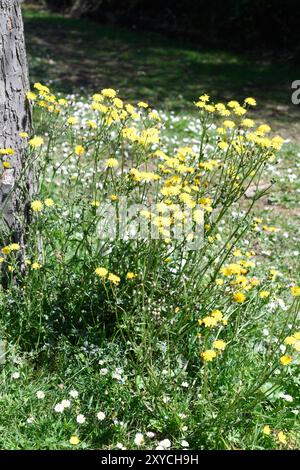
[126,272,136,280]
[0,147,14,155]
[284,336,297,345]
[138,101,149,108]
[223,120,235,129]
[1,246,11,255]
[291,286,300,296]
[101,88,117,98]
[277,431,287,445]
[244,97,257,106]
[108,273,121,285]
[95,267,108,278]
[67,116,78,125]
[29,136,44,148]
[211,310,223,321]
[280,355,292,366]
[201,350,217,362]
[19,132,29,138]
[58,98,68,106]
[212,340,227,351]
[87,120,97,128]
[199,94,210,102]
[44,198,55,207]
[31,262,41,270]
[105,158,119,168]
[33,82,50,93]
[75,145,85,156]
[200,316,218,328]
[31,200,43,212]
[26,91,37,101]
[263,425,271,435]
[218,141,229,150]
[241,119,255,128]
[69,436,80,445]
[233,292,246,303]
[259,291,270,299]
[9,243,20,251]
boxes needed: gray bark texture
[0,0,31,253]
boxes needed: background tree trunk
[0,0,32,265]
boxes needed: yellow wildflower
[29,136,44,148]
[126,272,136,280]
[75,145,85,156]
[277,431,287,445]
[201,350,217,362]
[69,436,80,445]
[31,200,43,212]
[108,273,121,285]
[101,88,117,98]
[233,292,246,303]
[95,267,108,278]
[244,97,256,106]
[105,158,119,168]
[44,198,55,207]
[291,286,300,296]
[263,425,271,435]
[280,355,292,366]
[212,340,226,350]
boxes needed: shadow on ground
[23,7,300,139]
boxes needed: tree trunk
[0,0,32,263]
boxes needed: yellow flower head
[75,145,85,156]
[87,120,97,129]
[44,198,55,207]
[9,243,20,251]
[126,272,136,280]
[212,340,226,351]
[31,200,43,212]
[26,91,37,101]
[291,286,300,297]
[1,246,11,255]
[19,132,29,138]
[95,267,108,278]
[0,147,14,155]
[280,355,292,366]
[201,349,217,362]
[69,436,80,445]
[67,116,78,125]
[259,291,270,299]
[101,88,117,98]
[263,425,271,435]
[138,101,149,108]
[211,310,223,321]
[233,292,246,303]
[108,273,121,285]
[277,431,287,445]
[105,158,119,168]
[200,316,218,328]
[31,262,41,270]
[29,136,44,148]
[244,97,257,106]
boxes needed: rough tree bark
[0,0,32,260]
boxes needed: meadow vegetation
[0,6,299,450]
